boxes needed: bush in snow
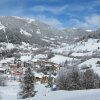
[57,65,100,90]
[67,67,82,90]
[19,68,36,99]
[83,69,100,89]
[0,75,7,86]
[56,67,82,90]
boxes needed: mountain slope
[63,28,90,44]
[0,16,66,46]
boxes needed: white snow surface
[41,38,50,42]
[0,81,100,100]
[71,52,92,57]
[78,58,100,75]
[22,42,30,46]
[0,22,6,32]
[50,55,75,64]
[6,43,14,50]
[74,39,100,51]
[20,29,32,36]
[50,38,55,41]
[0,57,14,64]
[34,72,44,78]
[13,16,35,23]
[36,29,41,34]
[27,18,35,23]
[86,29,93,32]
[54,39,100,54]
[20,55,32,62]
[13,16,26,20]
[34,54,47,59]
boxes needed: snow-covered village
[0,0,100,100]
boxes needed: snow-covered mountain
[0,16,100,75]
[0,16,66,46]
[0,16,97,47]
[63,28,91,44]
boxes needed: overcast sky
[0,0,100,29]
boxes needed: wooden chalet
[33,60,59,72]
[10,63,24,76]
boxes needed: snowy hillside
[49,55,77,65]
[0,16,67,46]
[52,38,100,76]
[78,58,100,75]
[53,39,100,56]
[53,38,100,54]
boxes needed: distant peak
[12,16,36,23]
[86,29,93,32]
[72,27,77,30]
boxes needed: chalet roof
[0,67,6,71]
[0,57,14,64]
[33,60,58,65]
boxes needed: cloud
[85,14,100,27]
[31,5,68,14]
[28,14,100,29]
[31,2,98,16]
[32,15,64,29]
[68,14,100,29]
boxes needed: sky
[0,0,100,29]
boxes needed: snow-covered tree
[57,67,83,90]
[47,74,53,87]
[68,67,82,90]
[19,67,35,99]
[83,69,100,89]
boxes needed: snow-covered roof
[50,55,75,64]
[34,54,47,59]
[6,43,14,50]
[34,72,44,78]
[71,52,92,57]
[20,55,32,62]
[0,57,14,64]
[0,67,6,71]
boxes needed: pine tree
[48,74,53,87]
[19,67,35,99]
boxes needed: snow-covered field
[0,81,19,100]
[49,55,77,64]
[79,58,100,75]
[0,81,100,100]
[53,39,100,53]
